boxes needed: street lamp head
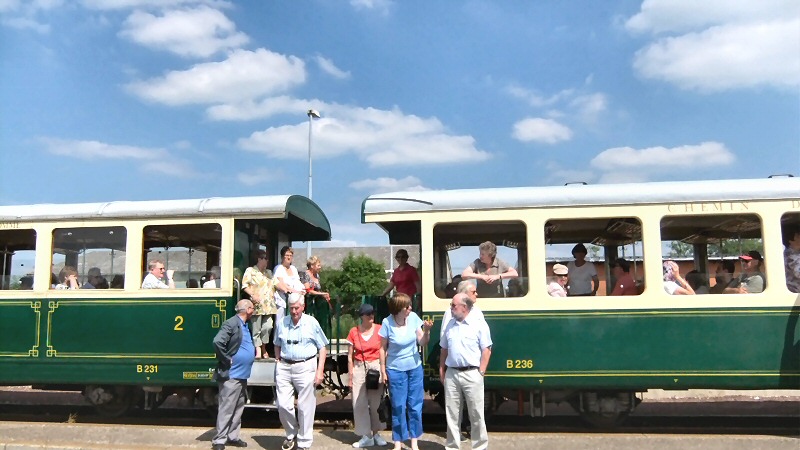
[307,109,321,119]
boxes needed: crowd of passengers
[546,224,800,296]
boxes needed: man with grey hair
[82,267,103,289]
[461,241,518,298]
[439,293,492,450]
[212,299,256,450]
[141,259,175,289]
[441,280,482,339]
[274,293,329,450]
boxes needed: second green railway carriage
[362,176,800,423]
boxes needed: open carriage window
[660,214,764,295]
[142,223,222,289]
[51,226,126,290]
[782,212,800,294]
[433,221,527,299]
[544,217,644,296]
[0,229,37,290]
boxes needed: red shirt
[391,264,419,296]
[611,273,638,296]
[347,324,382,362]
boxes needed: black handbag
[365,368,381,390]
[357,328,381,390]
[378,389,392,423]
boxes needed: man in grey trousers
[212,299,256,450]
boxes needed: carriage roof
[0,195,331,239]
[362,177,800,219]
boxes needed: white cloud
[207,95,309,121]
[350,0,392,16]
[569,93,608,123]
[512,118,572,144]
[314,55,351,80]
[626,1,800,91]
[237,105,491,168]
[237,168,283,187]
[1,16,49,33]
[349,176,428,194]
[506,85,574,108]
[590,141,735,171]
[632,19,800,91]
[81,0,231,10]
[38,137,161,159]
[119,6,248,58]
[626,0,797,34]
[126,48,306,105]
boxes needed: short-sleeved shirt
[347,324,382,362]
[242,266,278,315]
[440,313,492,369]
[469,257,512,297]
[566,261,597,295]
[786,247,800,293]
[274,313,329,361]
[273,264,304,308]
[379,312,423,371]
[141,273,169,289]
[547,281,567,297]
[299,271,322,292]
[390,264,420,296]
[611,273,637,296]
[737,272,765,293]
[440,306,484,338]
[663,280,680,295]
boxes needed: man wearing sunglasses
[274,293,330,450]
[141,259,175,289]
[439,293,492,450]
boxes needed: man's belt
[282,356,316,364]
[448,366,478,371]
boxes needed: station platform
[1,421,798,450]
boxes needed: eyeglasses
[557,274,568,278]
[158,268,166,271]
[286,340,300,345]
[450,303,463,308]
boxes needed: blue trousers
[387,364,424,442]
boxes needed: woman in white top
[547,264,569,297]
[663,260,695,295]
[566,243,598,296]
[273,246,305,320]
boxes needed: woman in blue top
[379,293,434,450]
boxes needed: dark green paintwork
[0,295,233,386]
[424,306,800,390]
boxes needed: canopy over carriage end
[0,194,332,241]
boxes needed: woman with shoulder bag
[379,293,433,450]
[347,303,388,448]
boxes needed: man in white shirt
[439,293,492,450]
[141,259,175,289]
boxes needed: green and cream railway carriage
[362,176,800,423]
[0,195,330,415]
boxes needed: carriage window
[142,223,222,289]
[660,214,764,295]
[433,221,527,299]
[51,227,126,290]
[781,212,800,294]
[544,217,644,296]
[0,229,37,290]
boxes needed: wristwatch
[479,370,485,376]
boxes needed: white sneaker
[373,434,387,446]
[353,435,374,448]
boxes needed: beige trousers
[351,359,385,436]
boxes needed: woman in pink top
[381,249,420,297]
[347,303,387,448]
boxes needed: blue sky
[1,0,798,247]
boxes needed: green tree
[667,241,693,257]
[321,252,387,316]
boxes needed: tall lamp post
[307,109,321,258]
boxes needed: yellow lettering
[174,315,184,331]
[506,360,513,369]
[137,365,143,373]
